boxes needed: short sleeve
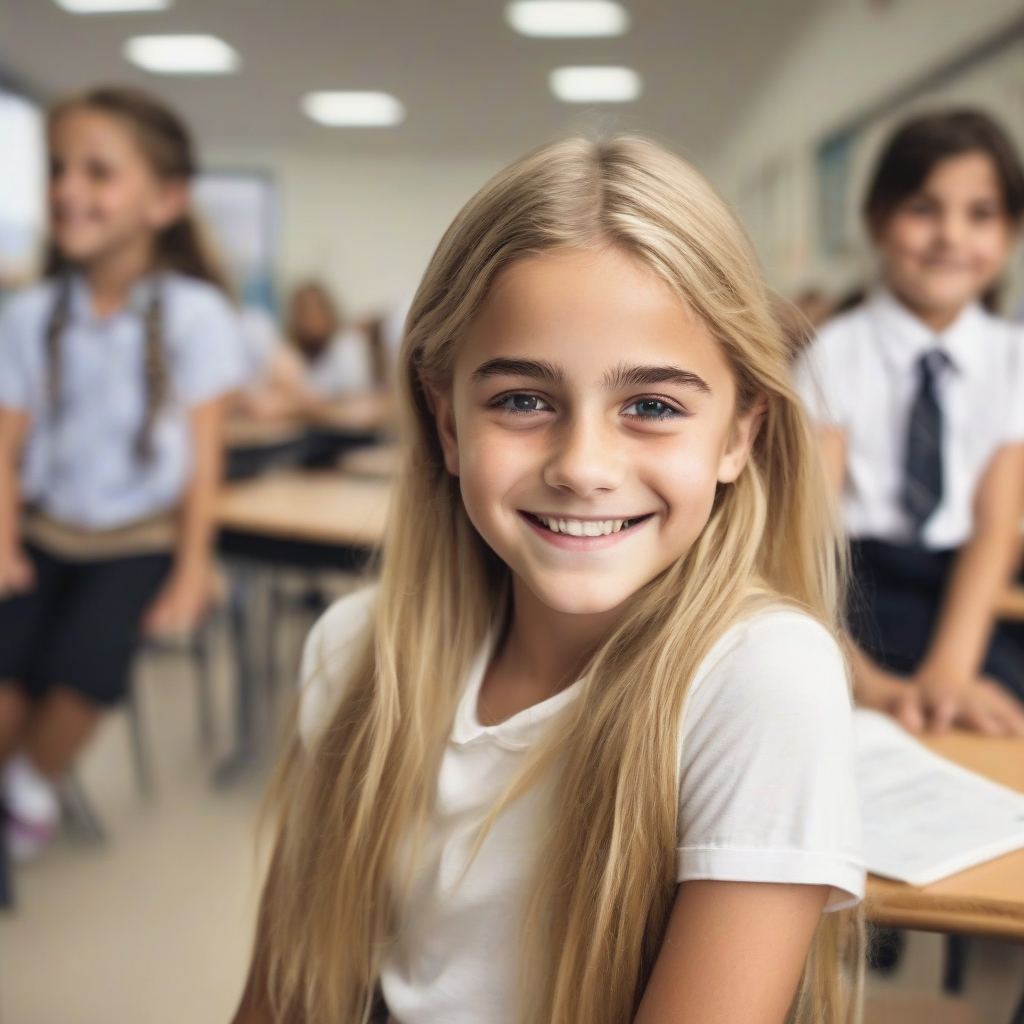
[676,610,864,912]
[0,287,45,411]
[792,322,850,431]
[167,280,249,406]
[297,585,378,749]
[999,325,1024,444]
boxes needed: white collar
[64,272,163,325]
[867,289,988,379]
[451,631,584,753]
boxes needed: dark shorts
[0,544,172,707]
[847,538,1024,702]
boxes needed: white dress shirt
[298,587,864,1024]
[795,291,1024,550]
[0,273,247,529]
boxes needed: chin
[525,574,641,617]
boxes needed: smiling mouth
[521,512,654,537]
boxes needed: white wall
[708,0,1024,298]
[203,147,508,319]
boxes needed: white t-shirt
[298,587,865,1024]
[794,290,1024,550]
[305,327,375,397]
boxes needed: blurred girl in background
[235,136,863,1024]
[798,110,1024,735]
[0,86,246,858]
[286,280,386,398]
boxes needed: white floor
[0,623,278,1024]
[0,593,1021,1024]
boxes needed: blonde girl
[235,136,865,1024]
[0,87,245,858]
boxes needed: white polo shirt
[298,587,865,1024]
[795,291,1024,550]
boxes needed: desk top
[225,393,397,451]
[217,471,391,548]
[310,392,397,434]
[223,415,306,449]
[339,443,400,478]
[865,732,1024,940]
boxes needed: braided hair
[44,86,228,463]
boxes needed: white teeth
[534,515,637,536]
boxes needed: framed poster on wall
[192,170,278,312]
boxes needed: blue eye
[497,393,551,413]
[625,398,678,419]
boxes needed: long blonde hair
[259,135,863,1024]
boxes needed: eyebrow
[470,357,566,386]
[603,363,712,395]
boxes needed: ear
[148,178,189,232]
[422,377,460,477]
[717,394,768,484]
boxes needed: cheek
[453,418,539,523]
[643,436,723,531]
[885,220,933,261]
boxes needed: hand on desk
[856,662,1024,737]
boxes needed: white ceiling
[0,0,818,161]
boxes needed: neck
[82,236,155,318]
[501,575,625,697]
[888,285,967,334]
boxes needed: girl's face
[291,290,336,353]
[49,108,186,267]
[430,247,763,617]
[875,152,1015,322]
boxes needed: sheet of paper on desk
[855,709,1024,886]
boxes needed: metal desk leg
[0,813,12,909]
[213,561,264,786]
[1012,982,1024,1024]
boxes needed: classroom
[2,1,1024,1022]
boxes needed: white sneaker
[3,754,60,862]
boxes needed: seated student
[797,110,1024,735]
[286,281,377,399]
[0,86,246,858]
[233,136,863,1024]
[233,304,310,421]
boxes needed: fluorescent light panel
[124,34,239,74]
[549,65,642,102]
[56,0,170,11]
[506,0,629,37]
[302,92,405,127]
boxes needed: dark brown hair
[864,109,1024,232]
[44,86,228,461]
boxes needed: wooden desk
[339,443,400,478]
[310,392,397,434]
[218,470,390,551]
[214,471,391,783]
[996,585,1024,622]
[866,733,1024,941]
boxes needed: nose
[935,208,968,249]
[542,409,625,497]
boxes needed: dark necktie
[901,349,948,538]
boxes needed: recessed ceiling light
[506,0,629,37]
[55,0,170,11]
[124,34,239,74]
[302,92,406,128]
[549,66,642,103]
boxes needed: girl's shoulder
[687,606,849,729]
[0,279,61,335]
[161,272,236,323]
[297,585,378,747]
